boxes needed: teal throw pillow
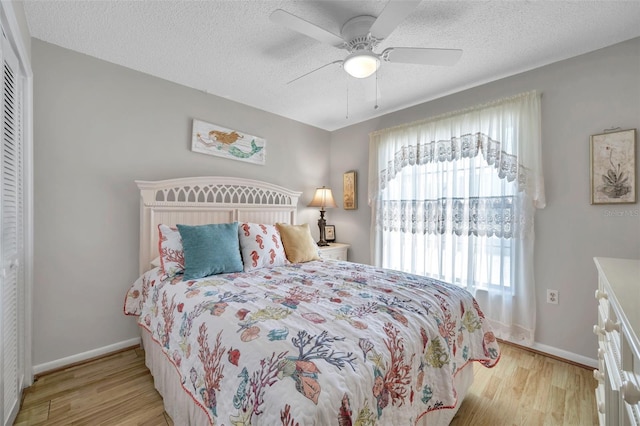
[177,222,243,280]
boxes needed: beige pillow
[275,223,320,263]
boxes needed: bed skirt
[141,328,474,425]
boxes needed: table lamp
[307,186,338,246]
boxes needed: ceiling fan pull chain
[346,77,350,119]
[375,70,379,110]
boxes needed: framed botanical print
[590,128,636,204]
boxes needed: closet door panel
[1,31,22,426]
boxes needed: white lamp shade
[308,186,338,209]
[343,51,380,79]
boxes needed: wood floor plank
[23,351,145,406]
[17,342,597,425]
[13,400,49,425]
[47,374,158,421]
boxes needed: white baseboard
[529,341,598,369]
[32,337,141,376]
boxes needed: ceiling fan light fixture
[343,51,380,78]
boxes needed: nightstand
[318,243,350,261]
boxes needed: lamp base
[317,209,329,247]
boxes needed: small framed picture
[325,225,336,242]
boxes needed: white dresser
[594,257,640,425]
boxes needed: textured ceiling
[24,0,640,131]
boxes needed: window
[382,155,515,290]
[369,92,544,344]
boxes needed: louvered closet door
[1,30,22,426]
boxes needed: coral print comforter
[124,259,500,425]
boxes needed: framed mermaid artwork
[191,119,266,165]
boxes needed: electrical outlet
[547,289,559,304]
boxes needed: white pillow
[238,223,289,271]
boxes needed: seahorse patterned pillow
[157,224,185,278]
[238,222,289,272]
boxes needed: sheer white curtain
[368,91,544,344]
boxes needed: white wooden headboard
[135,176,302,274]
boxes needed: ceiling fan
[270,1,463,83]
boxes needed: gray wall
[32,39,330,366]
[329,37,640,360]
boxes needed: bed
[124,177,500,425]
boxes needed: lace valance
[379,133,528,192]
[369,91,545,209]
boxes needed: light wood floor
[450,343,598,426]
[15,342,597,425]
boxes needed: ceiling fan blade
[383,47,463,66]
[270,9,346,48]
[287,60,343,84]
[368,0,422,40]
